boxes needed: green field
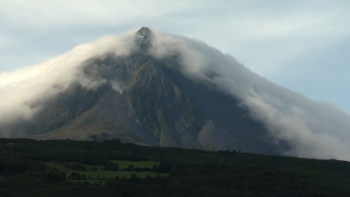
[65,170,166,179]
[45,162,104,171]
[46,160,160,171]
[45,161,168,180]
[65,179,108,185]
[110,160,160,169]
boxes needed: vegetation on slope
[1,138,350,197]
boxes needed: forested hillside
[1,138,350,197]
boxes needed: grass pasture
[65,170,165,179]
[45,160,168,181]
[45,162,104,171]
[110,160,160,169]
[65,179,108,185]
[45,160,160,171]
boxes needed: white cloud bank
[1,27,350,161]
[149,28,350,160]
[0,29,138,124]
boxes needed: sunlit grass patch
[110,160,160,169]
[65,180,107,185]
[65,170,168,179]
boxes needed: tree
[71,164,87,171]
[103,161,119,171]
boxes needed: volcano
[3,27,350,160]
[0,27,285,155]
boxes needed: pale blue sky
[0,0,349,113]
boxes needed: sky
[0,0,350,113]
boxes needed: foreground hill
[1,138,350,197]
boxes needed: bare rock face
[1,27,289,155]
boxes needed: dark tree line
[2,138,350,197]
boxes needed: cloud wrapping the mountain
[149,28,350,160]
[0,29,138,127]
[1,27,350,161]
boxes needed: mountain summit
[137,27,151,36]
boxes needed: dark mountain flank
[0,28,288,155]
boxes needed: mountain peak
[136,27,151,36]
[136,27,152,50]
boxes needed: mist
[1,27,350,161]
[149,28,350,160]
[0,29,139,126]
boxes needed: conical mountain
[0,27,291,155]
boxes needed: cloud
[149,29,350,160]
[0,29,139,125]
[1,1,350,115]
[1,27,350,161]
